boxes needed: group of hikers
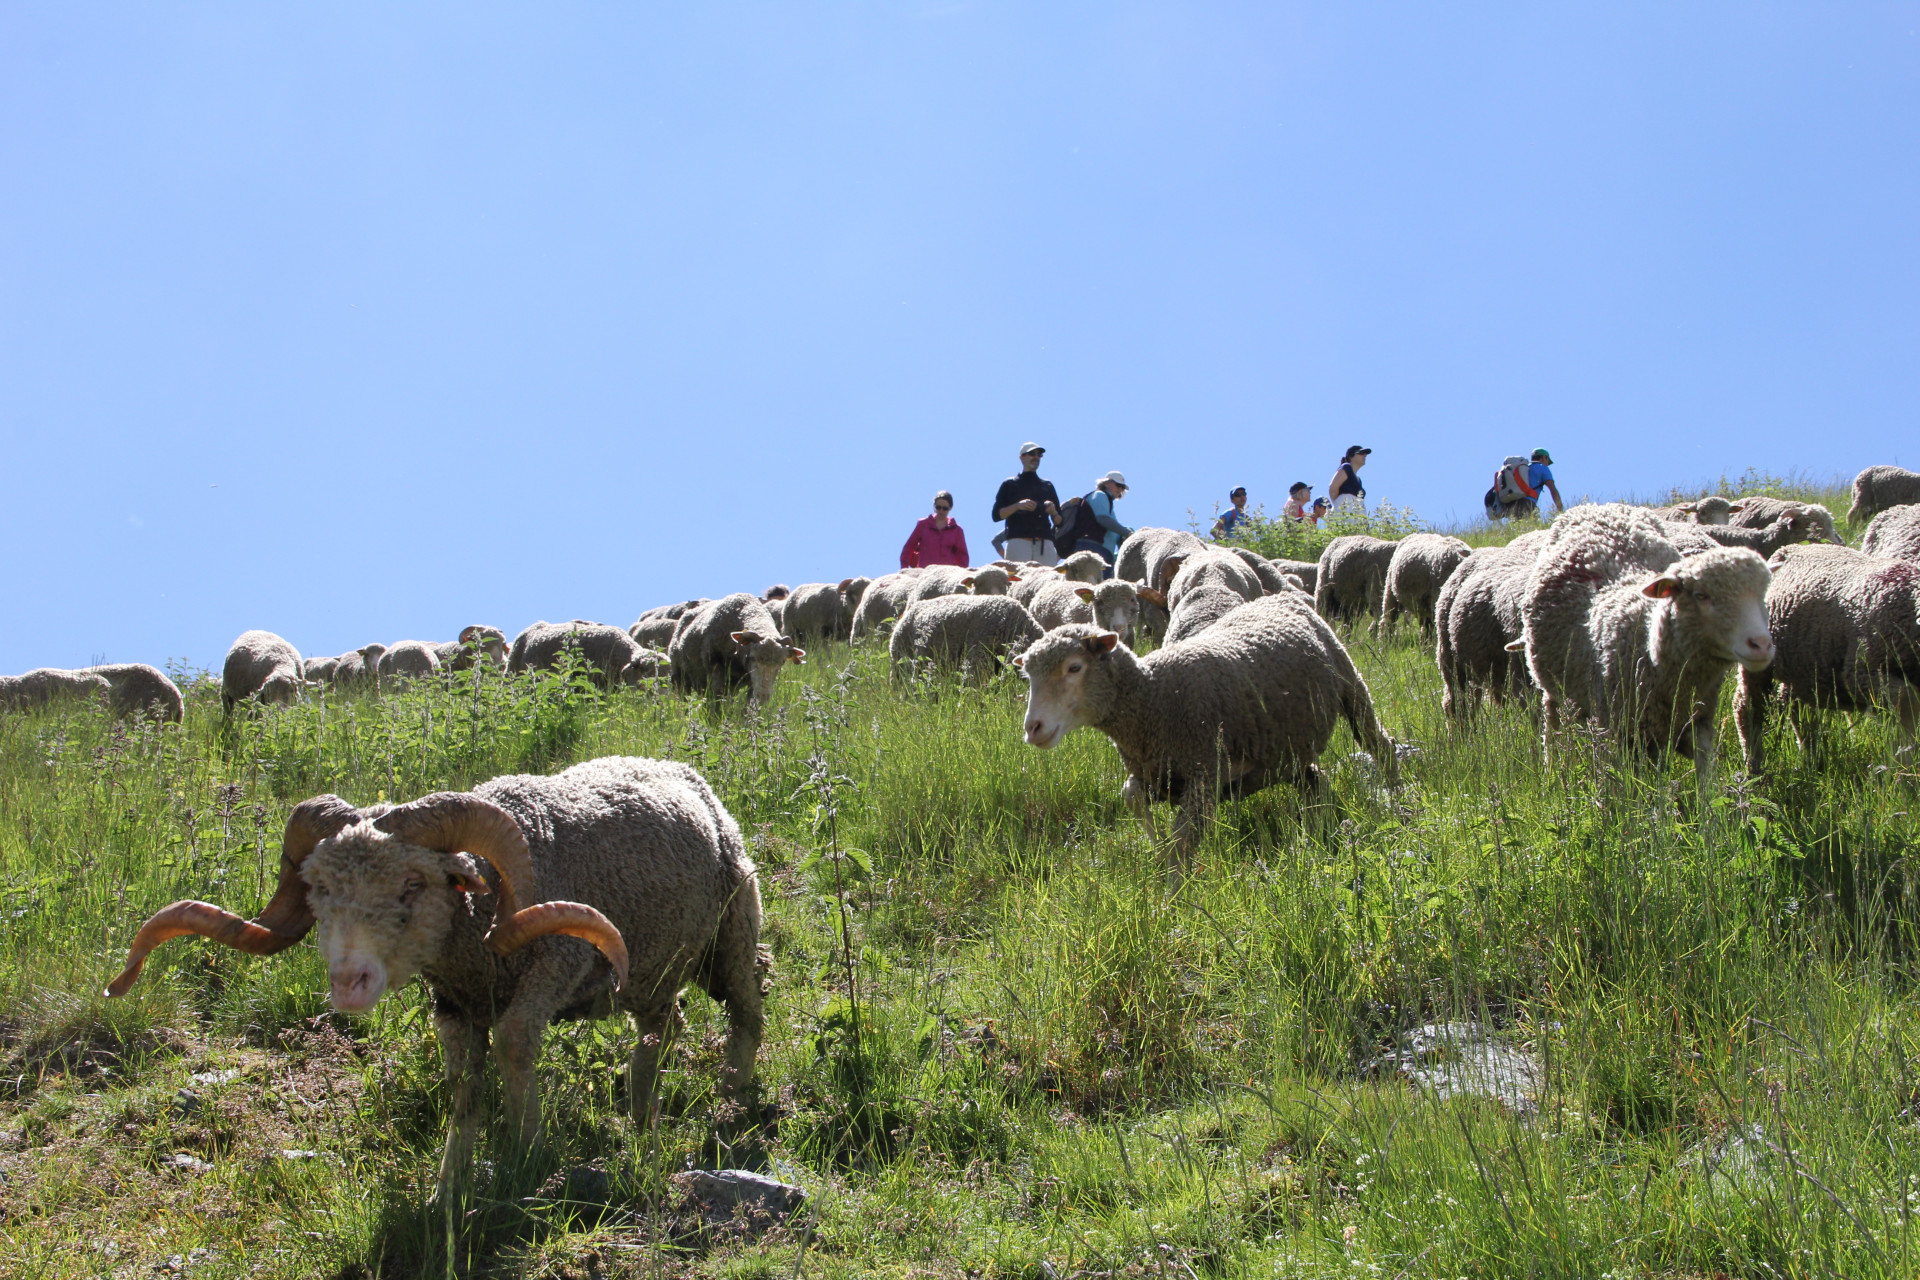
[896,442,1567,573]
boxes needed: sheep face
[729,630,806,705]
[1642,550,1774,673]
[457,627,509,670]
[964,566,1017,596]
[299,826,490,1013]
[1017,629,1121,748]
[1082,582,1141,644]
[258,672,303,705]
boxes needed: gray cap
[1098,470,1128,489]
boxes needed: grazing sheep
[668,594,806,705]
[1270,558,1319,596]
[1116,528,1208,592]
[1734,544,1920,770]
[1163,585,1247,646]
[304,655,341,683]
[1435,538,1542,719]
[1649,497,1734,525]
[1163,548,1263,611]
[1054,550,1110,585]
[322,643,388,688]
[83,664,185,723]
[1378,534,1474,639]
[1685,507,1832,556]
[1517,505,1773,769]
[1862,504,1920,562]
[850,570,924,639]
[889,595,1044,682]
[1314,535,1398,624]
[1849,465,1920,527]
[379,641,444,680]
[1028,579,1148,644]
[781,579,866,648]
[106,755,765,1202]
[0,668,112,713]
[509,621,653,690]
[1225,546,1295,596]
[435,626,509,672]
[1016,596,1398,859]
[906,564,1016,604]
[630,611,690,651]
[1726,498,1842,544]
[223,631,305,713]
[618,648,672,685]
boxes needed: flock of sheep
[10,461,1920,1202]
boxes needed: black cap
[1345,444,1372,459]
[1289,480,1311,493]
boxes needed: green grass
[5,475,1916,1278]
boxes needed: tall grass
[1,483,1914,1277]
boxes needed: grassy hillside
[5,478,1916,1279]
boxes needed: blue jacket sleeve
[1089,491,1129,536]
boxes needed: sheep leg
[491,947,601,1160]
[1121,774,1158,841]
[701,886,767,1108]
[626,1001,681,1127]
[431,1013,490,1202]
[1733,666,1770,774]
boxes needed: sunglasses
[934,505,951,512]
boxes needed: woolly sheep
[1849,465,1920,527]
[317,643,388,688]
[379,641,443,680]
[1861,504,1920,561]
[1516,504,1773,769]
[1687,506,1836,556]
[889,594,1044,682]
[223,630,305,713]
[1027,578,1149,644]
[850,569,924,639]
[1162,585,1247,646]
[1017,596,1398,859]
[618,648,672,685]
[1377,534,1474,639]
[781,578,867,647]
[1314,535,1398,624]
[1649,497,1734,525]
[1163,548,1263,611]
[509,621,654,690]
[435,626,509,672]
[1116,527,1208,592]
[106,755,765,1202]
[1733,544,1920,770]
[1225,546,1295,596]
[667,594,806,705]
[1434,538,1541,719]
[906,564,1017,603]
[1055,550,1110,585]
[1725,497,1841,544]
[1270,558,1318,596]
[84,663,185,723]
[0,668,111,713]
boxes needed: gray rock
[673,1168,806,1231]
[1373,1021,1540,1115]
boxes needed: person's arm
[953,524,969,566]
[1091,492,1128,537]
[1328,468,1346,501]
[1210,514,1227,539]
[1041,482,1060,519]
[995,480,1033,522]
[1547,481,1564,513]
[900,520,923,569]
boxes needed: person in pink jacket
[900,490,969,568]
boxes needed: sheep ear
[1503,639,1526,653]
[787,644,807,664]
[1678,502,1699,513]
[1074,588,1096,603]
[1727,501,1748,513]
[1086,632,1120,654]
[444,852,491,896]
[1642,577,1681,599]
[1136,586,1167,606]
[961,577,976,590]
[838,577,854,592]
[1163,555,1187,578]
[1011,653,1026,669]
[730,630,763,646]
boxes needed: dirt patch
[0,1013,189,1097]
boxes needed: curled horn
[374,794,629,990]
[106,795,360,998]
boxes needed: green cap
[1532,448,1553,463]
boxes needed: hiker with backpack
[1485,448,1563,521]
[1058,471,1134,577]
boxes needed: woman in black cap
[1329,445,1370,516]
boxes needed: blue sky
[4,4,1916,673]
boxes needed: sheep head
[107,793,628,1011]
[729,630,806,705]
[1640,548,1775,673]
[964,566,1016,596]
[456,626,509,670]
[1015,625,1124,748]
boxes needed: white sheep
[223,631,305,713]
[1377,534,1474,639]
[667,594,806,705]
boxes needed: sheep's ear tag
[1503,639,1527,653]
[961,577,976,589]
[445,852,490,898]
[1008,574,1022,582]
[1088,632,1120,654]
[1074,588,1096,603]
[1642,577,1681,599]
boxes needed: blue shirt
[1087,489,1131,552]
[1528,462,1554,491]
[1215,507,1248,538]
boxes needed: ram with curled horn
[108,756,768,1200]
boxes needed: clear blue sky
[4,4,1915,673]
